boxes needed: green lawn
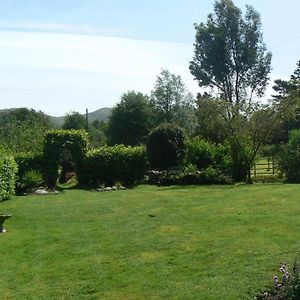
[1,184,300,299]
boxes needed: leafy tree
[62,111,86,130]
[271,60,300,143]
[146,123,185,170]
[194,93,228,143]
[0,108,52,154]
[190,0,272,109]
[189,0,279,182]
[107,91,154,146]
[0,108,52,128]
[89,120,107,148]
[151,69,197,135]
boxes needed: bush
[19,170,43,193]
[277,129,300,182]
[146,123,185,170]
[78,145,148,187]
[0,147,18,201]
[252,175,282,184]
[147,166,232,186]
[185,137,232,175]
[14,152,44,194]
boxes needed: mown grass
[0,184,300,299]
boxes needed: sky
[0,0,299,116]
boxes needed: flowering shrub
[257,261,300,299]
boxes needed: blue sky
[0,0,299,116]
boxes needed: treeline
[1,0,300,200]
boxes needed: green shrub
[146,123,185,170]
[78,145,148,187]
[0,147,18,201]
[20,170,43,193]
[252,174,282,184]
[14,152,44,194]
[185,137,232,174]
[277,129,300,182]
[147,166,232,186]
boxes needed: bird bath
[0,214,12,233]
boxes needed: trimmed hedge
[43,130,89,187]
[78,145,148,187]
[0,148,18,201]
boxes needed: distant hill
[0,107,112,128]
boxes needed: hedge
[78,145,148,187]
[0,148,18,201]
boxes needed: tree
[107,91,154,146]
[271,60,300,143]
[189,0,276,183]
[146,123,185,171]
[0,108,52,128]
[194,93,228,143]
[190,0,272,110]
[0,108,52,154]
[62,111,86,130]
[151,69,197,135]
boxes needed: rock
[35,189,48,195]
[34,189,59,195]
[104,187,113,192]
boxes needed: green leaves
[0,147,18,201]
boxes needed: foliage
[88,120,107,148]
[14,152,44,194]
[146,123,185,170]
[0,120,47,154]
[43,130,89,188]
[270,60,300,143]
[0,107,52,128]
[62,111,87,130]
[189,0,278,183]
[107,91,154,146]
[251,175,282,184]
[185,137,229,171]
[190,0,272,106]
[0,147,18,201]
[277,129,300,183]
[78,145,148,187]
[194,94,228,143]
[151,69,197,135]
[147,166,231,186]
[20,170,43,193]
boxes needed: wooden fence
[251,158,278,176]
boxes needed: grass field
[1,184,300,299]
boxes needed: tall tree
[190,0,272,111]
[151,69,197,135]
[62,111,86,130]
[189,0,280,183]
[107,91,154,146]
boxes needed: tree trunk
[246,165,253,184]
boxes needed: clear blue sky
[0,0,299,116]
